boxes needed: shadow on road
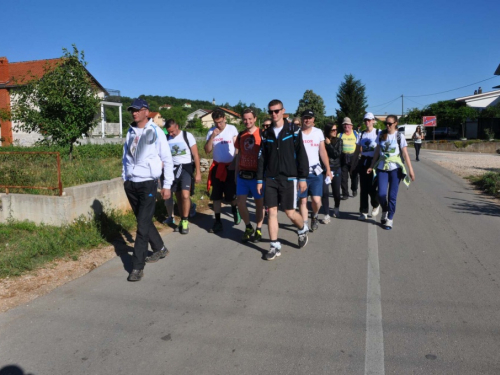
[446,196,500,217]
[0,365,33,375]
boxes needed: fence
[0,152,63,196]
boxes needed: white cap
[364,112,376,120]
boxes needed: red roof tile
[7,58,63,86]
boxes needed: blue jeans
[377,169,402,220]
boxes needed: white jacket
[122,119,174,189]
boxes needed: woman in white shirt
[412,126,424,161]
[367,115,415,230]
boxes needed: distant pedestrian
[338,117,359,199]
[164,119,202,234]
[257,99,310,260]
[234,108,265,243]
[350,112,381,221]
[321,123,343,221]
[122,98,173,282]
[204,109,241,233]
[412,126,424,161]
[367,115,415,230]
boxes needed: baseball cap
[342,117,353,125]
[127,98,149,111]
[302,109,315,117]
[364,112,376,120]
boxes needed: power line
[405,76,497,98]
[368,96,402,109]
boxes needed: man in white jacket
[122,98,174,281]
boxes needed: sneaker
[189,203,197,218]
[233,208,241,225]
[145,247,169,263]
[381,212,388,225]
[371,206,380,217]
[333,208,340,218]
[253,228,262,243]
[265,243,281,261]
[321,215,331,224]
[163,217,175,225]
[358,213,367,221]
[352,190,358,197]
[127,269,144,282]
[242,226,254,243]
[179,219,189,235]
[209,220,223,233]
[310,217,319,232]
[385,219,393,230]
[298,225,309,248]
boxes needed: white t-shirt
[273,125,283,139]
[357,128,379,158]
[376,132,408,171]
[301,127,325,172]
[168,131,196,165]
[206,124,238,163]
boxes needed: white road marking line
[365,223,385,375]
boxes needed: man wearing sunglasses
[257,99,310,260]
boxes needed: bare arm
[204,128,220,154]
[191,144,202,184]
[402,147,415,181]
[366,145,380,174]
[319,141,332,178]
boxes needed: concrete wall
[422,141,500,153]
[90,122,122,137]
[0,177,131,226]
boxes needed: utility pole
[401,94,404,119]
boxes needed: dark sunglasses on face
[331,129,337,132]
[385,122,396,126]
[268,109,282,115]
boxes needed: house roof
[494,63,500,76]
[0,57,107,94]
[160,104,172,108]
[148,112,160,118]
[200,107,242,119]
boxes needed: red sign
[423,116,437,127]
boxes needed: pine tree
[335,74,368,127]
[295,90,326,127]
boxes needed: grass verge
[468,172,500,198]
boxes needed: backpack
[381,129,405,164]
[339,130,359,140]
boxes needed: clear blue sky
[2,0,500,117]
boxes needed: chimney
[0,57,9,84]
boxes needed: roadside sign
[423,116,437,127]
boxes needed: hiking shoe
[233,209,241,225]
[253,228,262,243]
[381,212,388,225]
[189,203,197,218]
[352,190,358,197]
[179,219,189,235]
[310,217,319,232]
[242,226,254,243]
[321,215,331,224]
[163,217,175,225]
[145,247,169,263]
[333,208,340,218]
[358,213,368,221]
[265,243,281,261]
[371,205,380,217]
[298,225,309,248]
[127,269,144,282]
[384,219,393,230]
[209,220,223,233]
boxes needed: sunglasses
[331,129,338,132]
[385,122,396,126]
[268,109,282,115]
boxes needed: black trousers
[358,163,379,214]
[341,162,359,196]
[321,167,342,213]
[124,180,164,270]
[414,143,422,160]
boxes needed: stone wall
[421,141,500,154]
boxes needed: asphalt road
[1,149,500,375]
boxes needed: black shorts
[171,165,193,193]
[210,164,236,202]
[264,176,297,210]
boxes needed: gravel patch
[425,151,500,177]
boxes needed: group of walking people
[121,98,415,281]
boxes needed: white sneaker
[381,212,388,225]
[321,215,331,224]
[333,208,340,218]
[358,213,368,221]
[385,219,393,230]
[371,206,380,217]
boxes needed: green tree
[11,45,100,159]
[335,74,368,127]
[423,100,478,138]
[160,106,187,128]
[295,90,326,127]
[399,107,424,124]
